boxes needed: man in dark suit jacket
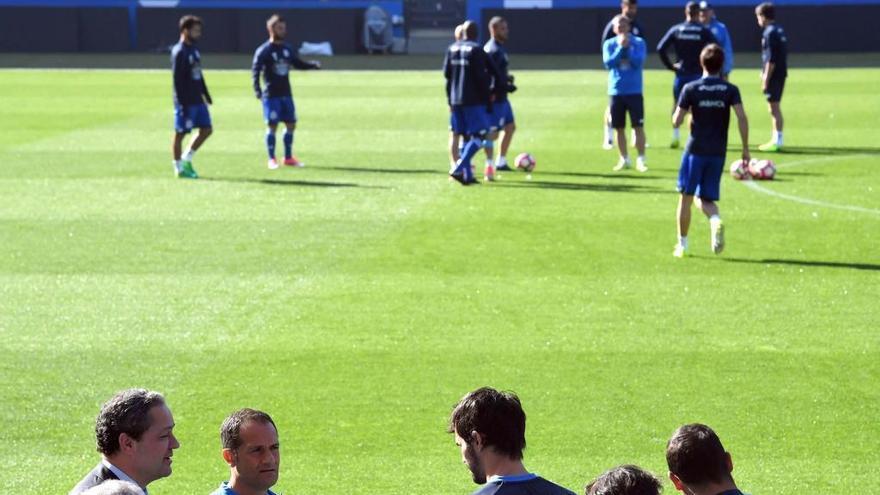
[70,389,179,495]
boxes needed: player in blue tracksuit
[600,0,645,149]
[756,2,788,152]
[443,21,499,185]
[672,44,749,258]
[657,1,716,148]
[449,388,577,495]
[252,14,321,169]
[699,2,734,78]
[604,15,648,172]
[171,15,212,179]
[481,16,518,181]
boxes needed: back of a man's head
[685,1,701,18]
[96,389,166,456]
[666,423,731,486]
[461,20,479,41]
[81,480,143,495]
[586,465,661,495]
[448,387,526,459]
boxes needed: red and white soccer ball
[515,152,536,172]
[748,158,777,180]
[729,159,750,180]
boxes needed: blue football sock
[456,138,482,181]
[266,131,276,159]
[283,131,294,159]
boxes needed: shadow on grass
[538,170,667,180]
[720,257,880,272]
[201,176,387,189]
[733,146,880,156]
[492,180,672,193]
[320,165,440,175]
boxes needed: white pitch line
[741,154,880,215]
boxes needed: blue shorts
[263,96,297,124]
[673,73,701,102]
[609,94,644,128]
[763,76,786,103]
[174,103,212,134]
[450,104,490,137]
[677,152,725,201]
[488,100,515,131]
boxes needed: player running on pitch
[601,0,645,150]
[672,44,749,258]
[171,15,213,179]
[603,14,648,172]
[755,2,788,152]
[657,1,716,149]
[482,16,518,181]
[252,14,321,170]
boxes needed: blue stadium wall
[0,0,877,53]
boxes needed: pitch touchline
[741,154,880,215]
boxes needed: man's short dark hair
[267,14,285,29]
[221,408,277,450]
[489,16,506,29]
[685,1,700,16]
[700,44,725,74]
[755,2,775,19]
[585,464,663,495]
[622,0,637,5]
[95,389,166,455]
[586,465,662,495]
[448,387,526,460]
[666,423,731,486]
[462,20,479,41]
[179,15,203,33]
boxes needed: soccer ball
[515,152,536,172]
[748,159,776,180]
[729,159,750,180]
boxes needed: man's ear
[469,431,484,450]
[726,452,734,473]
[118,433,136,455]
[669,472,685,492]
[222,448,236,467]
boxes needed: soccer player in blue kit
[601,0,645,150]
[657,1,716,148]
[448,387,577,495]
[252,14,321,170]
[482,16,517,181]
[444,21,498,186]
[699,2,734,79]
[672,44,749,258]
[755,2,788,152]
[604,14,648,172]
[171,15,213,179]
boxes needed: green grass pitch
[0,64,878,494]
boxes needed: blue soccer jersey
[209,481,278,495]
[471,473,577,495]
[443,40,497,107]
[677,76,742,156]
[252,41,319,99]
[484,38,511,102]
[171,41,210,107]
[707,17,734,75]
[657,21,716,76]
[761,23,788,79]
[603,35,646,96]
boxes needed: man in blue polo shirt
[252,14,321,170]
[603,14,648,172]
[756,2,788,152]
[666,424,750,495]
[444,21,497,185]
[699,2,734,78]
[210,409,281,495]
[171,15,213,179]
[672,44,749,258]
[448,387,577,495]
[657,1,716,148]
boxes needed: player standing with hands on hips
[603,14,648,173]
[252,14,321,170]
[672,44,749,258]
